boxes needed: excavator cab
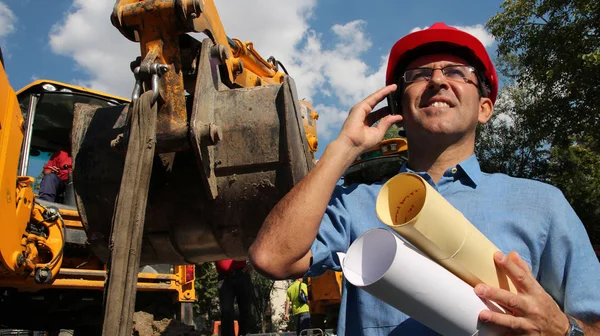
[17,80,127,206]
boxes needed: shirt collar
[399,154,482,187]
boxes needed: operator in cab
[38,149,72,202]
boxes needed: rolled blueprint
[338,228,503,336]
[376,173,516,293]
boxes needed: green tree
[475,85,549,179]
[250,272,275,333]
[547,136,600,244]
[487,0,600,148]
[486,0,600,246]
[193,263,220,333]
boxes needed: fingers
[508,251,531,273]
[366,105,403,126]
[365,107,389,126]
[475,284,529,315]
[375,114,404,133]
[494,251,535,293]
[362,84,397,110]
[479,310,534,332]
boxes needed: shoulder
[331,181,384,202]
[479,172,567,205]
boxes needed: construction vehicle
[307,137,408,330]
[0,67,196,333]
[55,0,321,334]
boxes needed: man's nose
[427,68,449,91]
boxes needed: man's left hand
[474,251,570,335]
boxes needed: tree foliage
[547,136,600,244]
[483,0,600,246]
[475,85,549,179]
[488,0,600,148]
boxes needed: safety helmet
[385,22,498,103]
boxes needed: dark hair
[391,42,490,104]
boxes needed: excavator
[50,0,317,334]
[0,55,196,334]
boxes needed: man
[215,259,254,336]
[284,278,310,336]
[38,149,71,202]
[249,23,600,335]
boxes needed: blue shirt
[307,154,600,335]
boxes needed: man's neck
[406,135,475,184]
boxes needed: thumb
[375,114,403,134]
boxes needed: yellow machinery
[307,137,408,329]
[0,70,196,332]
[62,1,319,334]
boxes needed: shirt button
[451,167,458,174]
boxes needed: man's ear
[478,97,493,124]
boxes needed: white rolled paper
[338,228,503,336]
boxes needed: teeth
[429,101,450,108]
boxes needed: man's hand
[474,251,570,335]
[284,313,290,322]
[49,166,60,174]
[336,84,403,155]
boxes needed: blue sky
[1,0,505,159]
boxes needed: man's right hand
[336,84,403,156]
[284,314,290,321]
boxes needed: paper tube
[375,173,516,293]
[339,228,502,336]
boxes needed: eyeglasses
[403,65,477,85]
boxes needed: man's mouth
[426,101,450,108]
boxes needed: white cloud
[313,103,348,140]
[454,24,495,48]
[46,0,384,142]
[0,2,16,39]
[409,24,495,48]
[49,0,139,97]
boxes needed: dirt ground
[132,312,204,336]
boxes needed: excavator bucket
[71,39,313,264]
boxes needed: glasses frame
[402,64,478,86]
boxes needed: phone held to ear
[386,93,401,116]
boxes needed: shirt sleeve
[43,152,59,170]
[306,185,352,277]
[538,190,600,321]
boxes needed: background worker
[284,278,310,335]
[215,259,254,336]
[250,23,600,335]
[38,149,71,202]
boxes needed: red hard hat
[385,22,498,103]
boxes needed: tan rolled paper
[376,173,516,293]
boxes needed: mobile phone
[386,93,401,115]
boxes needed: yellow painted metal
[308,270,343,316]
[16,79,129,102]
[0,59,29,273]
[299,101,319,157]
[2,76,196,305]
[111,0,289,145]
[1,269,180,292]
[174,265,196,302]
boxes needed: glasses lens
[404,65,475,84]
[404,68,432,83]
[443,65,473,81]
